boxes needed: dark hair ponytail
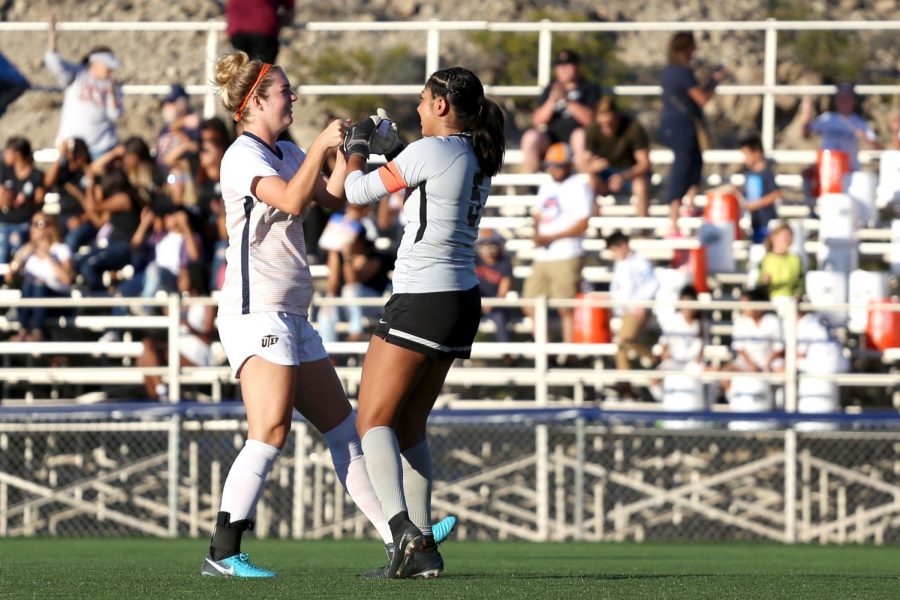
[426,67,506,177]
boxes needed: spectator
[521,50,600,173]
[225,0,294,65]
[608,231,660,396]
[757,222,803,301]
[657,284,707,373]
[730,287,784,373]
[735,135,781,244]
[194,135,229,289]
[43,138,93,249]
[44,16,123,158]
[74,169,141,293]
[200,117,233,147]
[317,204,391,344]
[521,143,593,346]
[475,229,514,344]
[137,263,216,401]
[5,213,73,342]
[800,83,880,170]
[1,137,45,263]
[796,307,849,376]
[92,136,165,210]
[581,96,652,217]
[659,32,725,228]
[156,84,201,172]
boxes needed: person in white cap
[44,15,123,158]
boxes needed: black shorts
[374,286,481,359]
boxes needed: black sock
[209,511,253,560]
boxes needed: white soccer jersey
[344,134,490,293]
[218,133,314,317]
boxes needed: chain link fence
[2,407,898,544]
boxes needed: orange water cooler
[866,299,900,351]
[687,247,709,293]
[572,293,611,343]
[816,149,851,196]
[703,191,742,240]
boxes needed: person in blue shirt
[736,135,780,244]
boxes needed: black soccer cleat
[406,536,444,579]
[387,512,425,579]
[359,543,394,579]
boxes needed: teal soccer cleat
[433,515,458,544]
[201,553,276,578]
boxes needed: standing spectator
[757,222,803,301]
[608,232,660,394]
[521,50,600,173]
[44,16,123,158]
[75,169,141,293]
[225,0,294,65]
[522,143,593,345]
[659,32,725,227]
[1,137,45,263]
[580,96,652,217]
[5,213,73,341]
[730,287,784,374]
[43,138,93,249]
[156,84,201,173]
[475,229,514,344]
[735,135,781,244]
[800,83,880,171]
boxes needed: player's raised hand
[318,118,349,149]
[369,108,404,160]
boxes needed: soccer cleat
[432,515,458,544]
[360,543,394,579]
[201,553,276,578]
[387,512,425,579]
[406,536,444,579]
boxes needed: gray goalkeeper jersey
[344,134,491,294]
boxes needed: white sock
[401,440,433,537]
[220,438,280,521]
[360,426,407,520]
[323,413,393,545]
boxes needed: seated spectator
[43,138,94,250]
[657,284,706,373]
[735,135,780,244]
[800,83,880,171]
[74,169,141,293]
[194,136,229,289]
[608,231,660,397]
[757,222,803,301]
[5,213,73,341]
[796,307,849,376]
[91,136,165,210]
[1,137,45,263]
[137,263,216,401]
[521,50,600,173]
[475,229,514,344]
[730,287,784,373]
[156,84,201,173]
[44,16,123,158]
[580,96,651,217]
[318,204,391,344]
[522,143,593,346]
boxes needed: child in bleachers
[43,138,94,250]
[730,287,784,373]
[735,135,780,244]
[475,229,514,344]
[657,284,707,373]
[757,222,804,300]
[5,212,73,341]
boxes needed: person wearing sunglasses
[5,213,73,341]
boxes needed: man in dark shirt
[521,50,601,173]
[581,96,652,217]
[226,0,294,64]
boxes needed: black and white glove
[342,117,377,158]
[369,108,405,161]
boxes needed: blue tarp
[0,52,30,117]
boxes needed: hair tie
[234,63,272,122]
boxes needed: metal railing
[4,18,900,154]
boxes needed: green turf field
[0,538,898,599]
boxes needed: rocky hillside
[2,0,899,158]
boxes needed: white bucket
[795,376,840,432]
[817,194,858,241]
[699,222,735,274]
[805,270,849,326]
[848,270,891,334]
[844,171,878,226]
[816,239,858,278]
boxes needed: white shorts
[218,311,329,378]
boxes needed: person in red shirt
[225,0,294,65]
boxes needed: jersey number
[467,173,485,227]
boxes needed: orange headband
[234,63,272,122]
